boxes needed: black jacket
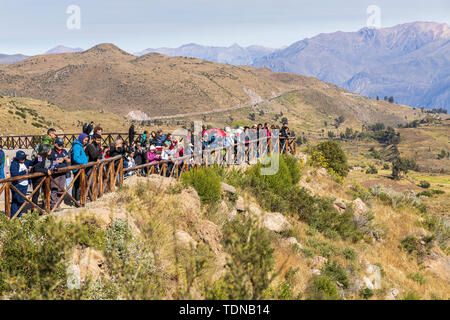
[133,147,146,166]
[86,142,102,162]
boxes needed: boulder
[422,253,450,281]
[179,187,201,212]
[333,199,347,212]
[385,288,399,300]
[235,196,246,212]
[221,182,237,195]
[312,255,328,269]
[298,152,308,165]
[312,269,321,275]
[284,237,303,250]
[362,276,374,290]
[69,247,106,283]
[365,264,382,289]
[175,230,197,248]
[262,212,291,233]
[352,198,369,216]
[248,203,262,217]
[196,220,222,254]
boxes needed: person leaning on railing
[0,144,5,179]
[70,134,89,202]
[49,138,71,209]
[9,150,33,218]
[30,144,55,210]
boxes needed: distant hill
[135,43,276,66]
[0,53,30,64]
[45,45,84,54]
[252,22,450,112]
[0,43,420,127]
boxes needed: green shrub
[181,167,221,205]
[282,154,302,185]
[359,288,374,299]
[431,189,445,195]
[383,164,390,170]
[244,155,301,212]
[309,141,349,178]
[308,275,340,300]
[291,191,362,242]
[0,212,108,299]
[408,273,426,285]
[366,164,378,174]
[400,235,434,258]
[370,185,425,212]
[419,180,431,189]
[322,261,349,289]
[349,183,373,202]
[343,247,357,261]
[206,215,275,300]
[417,191,432,197]
[402,292,421,300]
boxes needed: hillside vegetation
[1,151,447,300]
[0,95,130,135]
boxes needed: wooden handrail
[0,135,296,218]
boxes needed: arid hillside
[0,43,419,126]
[0,95,130,135]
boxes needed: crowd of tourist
[0,121,292,218]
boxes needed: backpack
[82,123,89,134]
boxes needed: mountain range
[252,22,450,111]
[1,21,447,111]
[0,43,418,127]
[135,43,277,66]
[0,46,85,64]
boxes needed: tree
[388,96,394,103]
[310,141,349,178]
[327,131,335,139]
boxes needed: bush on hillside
[244,155,302,212]
[181,167,221,205]
[322,261,349,289]
[309,141,349,178]
[206,215,275,300]
[366,164,378,174]
[419,181,431,189]
[307,275,340,300]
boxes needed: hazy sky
[1,0,449,55]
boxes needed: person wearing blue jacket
[71,134,89,202]
[0,144,5,179]
[9,150,33,218]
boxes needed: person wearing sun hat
[9,150,33,218]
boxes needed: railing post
[119,158,124,186]
[45,176,51,213]
[80,168,86,205]
[98,163,104,198]
[92,165,98,201]
[5,183,10,217]
[110,163,116,192]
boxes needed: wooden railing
[0,135,296,219]
[0,133,296,153]
[0,133,138,150]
